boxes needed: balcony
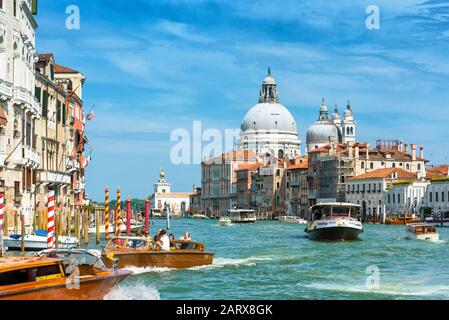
[0,79,13,100]
[11,146,40,168]
[12,86,41,117]
[39,171,71,185]
[66,159,81,172]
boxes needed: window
[418,164,421,171]
[361,162,365,169]
[35,86,41,102]
[393,194,395,204]
[56,100,61,122]
[429,192,432,203]
[442,192,445,202]
[398,194,401,203]
[42,90,48,118]
[392,163,396,168]
[50,64,54,80]
[370,162,374,170]
[13,0,17,17]
[388,194,391,204]
[0,0,3,10]
[436,192,439,202]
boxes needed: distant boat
[3,230,79,252]
[406,223,439,241]
[279,216,307,224]
[88,220,142,234]
[227,209,257,223]
[305,203,363,241]
[192,214,209,219]
[385,216,421,225]
[218,216,232,226]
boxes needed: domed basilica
[236,69,301,159]
[236,69,356,158]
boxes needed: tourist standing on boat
[160,230,170,251]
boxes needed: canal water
[96,219,449,300]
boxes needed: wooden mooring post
[20,212,25,256]
[83,209,89,246]
[95,208,100,245]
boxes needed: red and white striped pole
[126,196,131,236]
[105,186,110,240]
[47,188,55,249]
[0,193,5,257]
[145,197,150,236]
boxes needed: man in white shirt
[159,230,170,251]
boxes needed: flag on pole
[86,109,95,121]
[84,155,91,168]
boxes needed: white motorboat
[218,216,232,226]
[279,215,307,224]
[3,230,79,252]
[305,203,363,241]
[227,209,257,223]
[192,214,209,219]
[406,223,439,241]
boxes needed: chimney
[404,143,408,154]
[419,146,424,159]
[411,144,417,161]
[399,140,403,152]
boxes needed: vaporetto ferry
[305,203,363,241]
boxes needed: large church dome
[236,69,301,159]
[241,102,297,133]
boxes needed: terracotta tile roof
[426,164,448,179]
[38,53,54,61]
[203,149,258,165]
[55,64,79,74]
[237,163,263,171]
[349,168,417,180]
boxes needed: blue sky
[36,0,449,201]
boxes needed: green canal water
[93,219,449,300]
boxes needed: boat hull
[3,237,78,252]
[406,232,439,241]
[102,251,214,269]
[306,226,362,241]
[0,271,131,300]
[218,219,232,226]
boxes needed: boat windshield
[408,225,436,234]
[310,205,359,221]
[35,250,108,272]
[106,238,148,250]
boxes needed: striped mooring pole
[47,188,55,249]
[126,196,131,236]
[145,197,150,235]
[0,192,5,257]
[116,188,121,235]
[105,186,110,240]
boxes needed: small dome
[344,102,353,117]
[241,103,297,132]
[263,76,276,85]
[306,119,340,146]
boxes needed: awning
[0,107,7,126]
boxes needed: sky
[35,0,449,201]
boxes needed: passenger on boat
[150,235,163,251]
[179,232,191,241]
[160,230,170,251]
[169,234,177,250]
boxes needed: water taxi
[101,236,214,269]
[192,214,209,219]
[279,215,307,224]
[3,230,79,252]
[218,216,232,226]
[406,223,439,241]
[385,215,421,225]
[305,203,363,241]
[0,250,131,300]
[227,209,257,223]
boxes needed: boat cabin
[307,203,361,221]
[406,224,437,235]
[226,209,256,222]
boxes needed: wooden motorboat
[386,216,421,225]
[0,251,132,300]
[406,223,439,241]
[305,203,363,241]
[227,209,257,223]
[3,230,79,252]
[101,236,214,269]
[279,215,307,224]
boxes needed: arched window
[361,162,365,169]
[350,127,353,135]
[370,162,374,170]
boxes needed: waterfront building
[307,140,427,204]
[422,165,449,217]
[150,171,191,215]
[0,0,39,230]
[285,156,308,216]
[236,69,301,159]
[189,185,202,215]
[235,162,262,209]
[201,149,258,217]
[250,159,288,218]
[346,167,417,222]
[384,180,428,218]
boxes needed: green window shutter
[57,100,61,122]
[42,90,48,118]
[62,101,66,125]
[35,86,41,102]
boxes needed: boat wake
[188,256,275,271]
[124,266,177,275]
[104,281,161,300]
[303,282,449,298]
